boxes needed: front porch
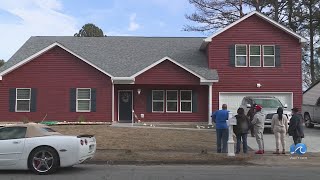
[112,84,214,124]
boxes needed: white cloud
[128,13,140,31]
[0,0,78,60]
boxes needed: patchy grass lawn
[52,125,320,165]
[52,125,216,151]
[51,125,254,164]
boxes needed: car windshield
[41,127,57,132]
[252,98,283,108]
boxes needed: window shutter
[70,88,76,112]
[91,88,96,112]
[30,88,37,112]
[146,90,152,112]
[192,91,198,113]
[229,45,236,67]
[9,88,16,112]
[275,45,281,67]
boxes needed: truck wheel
[305,114,314,128]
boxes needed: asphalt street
[1,165,320,180]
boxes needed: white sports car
[0,123,96,175]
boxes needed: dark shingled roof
[0,36,218,80]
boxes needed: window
[263,45,275,67]
[41,127,57,133]
[180,90,192,112]
[249,45,261,67]
[152,90,164,112]
[16,88,31,112]
[77,88,91,112]
[235,45,247,67]
[0,127,27,140]
[166,90,178,112]
[252,98,283,108]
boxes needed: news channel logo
[290,143,307,155]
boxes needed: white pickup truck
[302,98,320,128]
[239,96,292,129]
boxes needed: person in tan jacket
[251,105,265,154]
[271,107,288,154]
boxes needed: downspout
[208,83,213,125]
[112,83,115,122]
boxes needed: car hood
[261,108,291,115]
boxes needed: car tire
[28,146,59,175]
[304,114,314,128]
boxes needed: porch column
[112,83,115,122]
[208,83,213,125]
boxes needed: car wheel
[304,114,314,128]
[28,146,59,175]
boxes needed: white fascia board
[111,77,135,81]
[200,79,218,84]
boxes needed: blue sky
[0,0,206,60]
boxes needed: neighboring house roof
[200,11,307,50]
[0,36,218,81]
[303,80,320,94]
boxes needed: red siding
[135,60,200,85]
[115,85,208,122]
[208,14,302,111]
[0,47,112,122]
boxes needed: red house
[0,11,306,124]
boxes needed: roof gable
[0,42,113,80]
[200,11,307,49]
[132,56,217,83]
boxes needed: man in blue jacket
[212,104,229,153]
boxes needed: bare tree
[184,0,246,32]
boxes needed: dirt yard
[51,125,253,164]
[52,125,216,151]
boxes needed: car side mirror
[246,104,251,108]
[284,104,288,108]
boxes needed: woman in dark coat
[234,108,250,154]
[246,104,256,137]
[288,107,304,145]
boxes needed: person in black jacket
[288,107,304,145]
[234,108,250,154]
[246,104,256,137]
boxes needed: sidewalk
[247,130,320,153]
[110,122,215,131]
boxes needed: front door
[118,90,133,122]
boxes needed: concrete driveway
[247,125,320,153]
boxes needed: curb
[84,160,255,166]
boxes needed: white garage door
[219,92,293,114]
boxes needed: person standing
[234,108,250,154]
[288,107,304,145]
[251,105,265,154]
[271,107,288,154]
[211,104,229,153]
[246,104,256,137]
